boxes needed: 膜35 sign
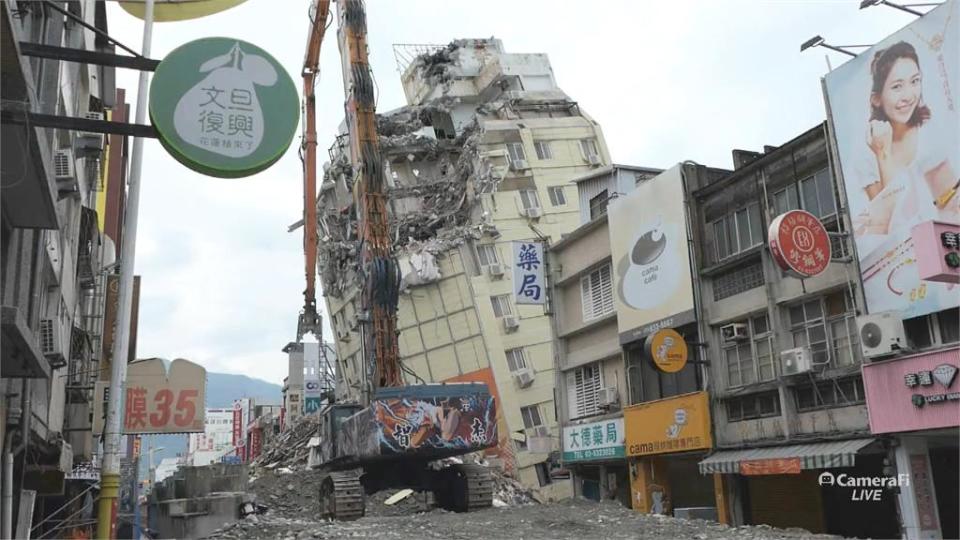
[149,37,298,178]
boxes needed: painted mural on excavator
[373,393,497,454]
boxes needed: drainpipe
[3,426,14,540]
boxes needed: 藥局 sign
[824,0,959,319]
[512,241,545,305]
[149,37,298,178]
[562,418,625,462]
[608,165,695,343]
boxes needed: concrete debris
[251,413,320,470]
[202,498,850,540]
[383,489,414,506]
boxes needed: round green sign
[149,37,298,178]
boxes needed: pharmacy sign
[562,418,625,463]
[149,37,298,178]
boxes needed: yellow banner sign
[624,391,712,456]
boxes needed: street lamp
[800,35,860,57]
[859,0,926,16]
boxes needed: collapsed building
[317,38,612,497]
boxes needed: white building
[186,408,235,466]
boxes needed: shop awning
[698,438,875,475]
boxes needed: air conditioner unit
[338,330,352,343]
[780,347,812,376]
[502,315,519,332]
[487,263,505,277]
[53,150,76,181]
[720,323,749,343]
[587,154,601,166]
[858,312,907,359]
[512,367,535,388]
[78,112,105,146]
[524,207,543,219]
[510,159,529,171]
[39,319,67,369]
[598,386,619,408]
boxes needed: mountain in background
[137,371,282,476]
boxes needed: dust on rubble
[205,498,851,540]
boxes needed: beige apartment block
[317,39,611,496]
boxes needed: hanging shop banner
[93,381,110,435]
[149,37,298,178]
[512,241,546,305]
[768,209,832,278]
[824,0,959,319]
[122,358,206,434]
[562,418,625,463]
[645,328,689,373]
[624,391,712,457]
[608,165,695,344]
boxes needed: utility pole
[96,0,154,537]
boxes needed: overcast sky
[104,0,918,386]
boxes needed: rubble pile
[204,499,850,540]
[251,413,319,469]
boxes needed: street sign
[122,358,206,434]
[149,37,298,178]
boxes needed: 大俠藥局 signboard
[562,418,625,462]
[824,0,959,319]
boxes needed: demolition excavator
[294,0,498,520]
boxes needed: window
[506,142,526,162]
[795,377,865,412]
[790,290,859,368]
[773,168,837,219]
[566,364,603,419]
[505,348,528,372]
[534,140,553,160]
[726,391,781,422]
[581,264,614,322]
[904,308,960,349]
[580,138,599,159]
[520,404,544,429]
[773,185,800,215]
[519,189,541,210]
[490,294,513,318]
[713,202,763,261]
[799,168,837,219]
[723,313,775,387]
[547,186,566,206]
[476,243,500,267]
[535,462,554,486]
[713,262,764,301]
[589,189,608,220]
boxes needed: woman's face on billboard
[874,58,922,126]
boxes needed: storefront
[624,391,716,519]
[698,437,898,538]
[862,347,960,540]
[561,415,630,508]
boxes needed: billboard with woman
[825,0,959,319]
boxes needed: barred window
[726,391,781,422]
[713,262,764,301]
[795,377,865,412]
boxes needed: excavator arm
[297,0,331,341]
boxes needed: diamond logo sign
[150,38,298,178]
[933,364,958,389]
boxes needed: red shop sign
[769,209,832,278]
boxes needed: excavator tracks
[319,471,365,521]
[441,463,494,512]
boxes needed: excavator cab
[310,403,363,468]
